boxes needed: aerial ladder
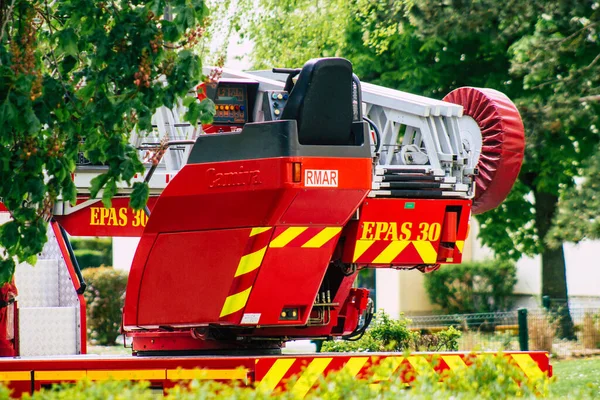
[0,58,548,396]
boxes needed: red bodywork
[122,156,373,349]
[343,199,471,266]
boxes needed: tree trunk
[533,190,576,339]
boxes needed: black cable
[58,223,87,294]
[363,116,381,153]
[342,298,374,341]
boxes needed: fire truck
[0,58,550,396]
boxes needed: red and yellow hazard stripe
[254,353,550,397]
[352,239,439,264]
[0,368,247,383]
[219,226,343,321]
[219,227,273,320]
[0,352,550,397]
[269,227,342,248]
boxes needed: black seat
[280,58,354,146]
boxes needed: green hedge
[82,267,128,345]
[71,238,112,269]
[424,259,517,314]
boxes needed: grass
[551,357,600,397]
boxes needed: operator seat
[281,58,355,146]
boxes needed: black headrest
[280,58,354,146]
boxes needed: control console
[262,90,289,121]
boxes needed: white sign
[305,169,338,187]
[241,313,261,325]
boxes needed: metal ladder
[241,70,481,200]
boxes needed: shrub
[424,259,517,314]
[74,249,110,270]
[72,238,112,269]
[321,311,415,352]
[82,267,128,345]
[529,313,557,353]
[321,311,460,353]
[582,312,600,349]
[413,326,461,351]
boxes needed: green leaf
[58,28,79,57]
[101,179,118,209]
[129,182,149,210]
[0,98,17,127]
[182,96,197,107]
[184,100,201,125]
[198,99,216,125]
[89,173,110,199]
[0,259,15,285]
[120,158,136,182]
[25,254,37,266]
[162,21,180,42]
[0,221,19,250]
[62,178,77,205]
[26,178,45,203]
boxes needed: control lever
[272,68,301,74]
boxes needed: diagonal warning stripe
[455,240,465,253]
[301,227,341,248]
[250,227,272,236]
[412,241,437,263]
[372,356,404,382]
[234,246,267,277]
[257,359,296,394]
[441,355,467,371]
[372,241,410,264]
[511,354,544,379]
[353,240,376,262]
[269,227,308,248]
[407,356,435,375]
[291,358,333,398]
[220,287,252,317]
[343,357,369,377]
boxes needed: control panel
[198,79,259,130]
[262,90,289,121]
[213,83,249,125]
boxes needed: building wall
[112,237,140,271]
[468,219,600,308]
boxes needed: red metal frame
[49,221,87,355]
[0,351,552,398]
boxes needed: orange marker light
[292,162,302,183]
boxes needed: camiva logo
[207,167,262,188]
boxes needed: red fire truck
[0,58,549,397]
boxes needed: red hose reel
[443,87,525,215]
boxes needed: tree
[0,0,215,283]
[244,0,600,338]
[550,149,600,244]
